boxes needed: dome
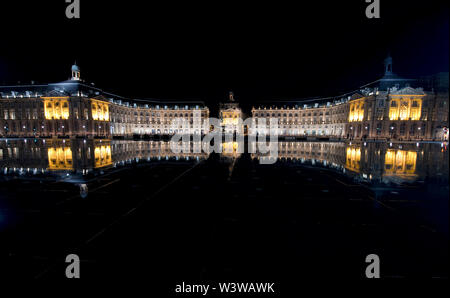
[71,64,80,72]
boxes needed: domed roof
[71,64,80,72]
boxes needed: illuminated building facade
[251,57,449,141]
[1,58,448,141]
[251,100,348,138]
[219,92,243,134]
[109,102,209,137]
[0,64,209,139]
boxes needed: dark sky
[0,1,448,108]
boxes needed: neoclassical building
[1,58,448,141]
[251,56,449,141]
[219,91,244,134]
[0,64,209,139]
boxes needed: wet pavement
[0,139,448,288]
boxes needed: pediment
[390,87,425,95]
[42,89,70,97]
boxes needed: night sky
[0,1,448,109]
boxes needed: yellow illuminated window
[348,99,365,122]
[91,100,110,121]
[43,97,70,120]
[389,97,422,121]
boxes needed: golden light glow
[346,147,361,172]
[221,141,239,156]
[389,96,422,121]
[385,149,417,174]
[94,145,112,168]
[91,99,109,121]
[222,118,240,125]
[221,110,241,126]
[348,98,365,122]
[43,97,70,120]
[47,147,73,170]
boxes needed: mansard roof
[350,92,365,100]
[363,73,417,91]
[0,79,206,107]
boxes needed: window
[376,123,382,135]
[400,123,406,135]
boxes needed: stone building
[1,57,448,141]
[219,92,243,134]
[0,64,210,139]
[251,56,449,141]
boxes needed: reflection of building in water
[220,141,242,178]
[94,144,112,168]
[0,139,209,176]
[46,140,112,171]
[48,147,73,170]
[111,141,209,164]
[252,141,448,184]
[252,142,346,165]
[219,92,243,134]
[221,141,240,156]
[345,147,361,172]
[384,149,417,175]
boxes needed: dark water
[0,138,448,283]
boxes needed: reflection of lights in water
[384,149,417,175]
[94,145,112,168]
[346,147,361,172]
[2,140,445,186]
[47,147,73,170]
[221,141,239,154]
